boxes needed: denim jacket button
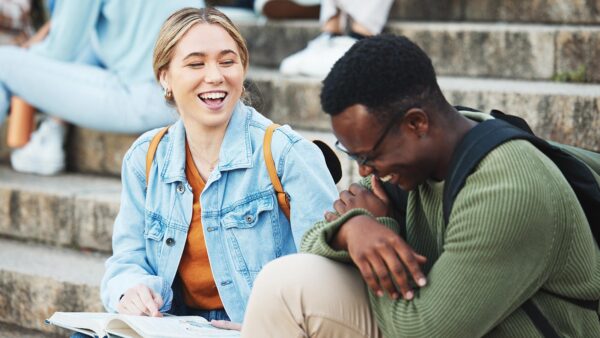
[176,183,185,194]
[244,215,254,223]
[166,238,175,246]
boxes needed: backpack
[383,107,600,337]
[145,123,342,221]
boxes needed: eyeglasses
[335,110,405,166]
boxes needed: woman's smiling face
[160,23,245,128]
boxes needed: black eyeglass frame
[335,110,405,166]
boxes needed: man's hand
[117,284,163,317]
[211,320,242,331]
[331,176,392,218]
[333,215,427,300]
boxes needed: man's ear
[402,108,430,137]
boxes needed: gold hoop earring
[164,88,173,100]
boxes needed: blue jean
[69,309,230,337]
[0,45,178,133]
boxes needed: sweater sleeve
[300,175,403,261]
[29,0,101,61]
[375,141,565,337]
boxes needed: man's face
[332,104,436,191]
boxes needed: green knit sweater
[301,140,600,337]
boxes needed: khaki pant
[241,254,382,338]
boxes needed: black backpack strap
[542,290,600,312]
[453,105,481,113]
[522,299,561,338]
[451,108,600,241]
[442,118,530,224]
[444,116,600,336]
[489,109,535,134]
[453,106,534,134]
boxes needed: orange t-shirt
[177,142,223,310]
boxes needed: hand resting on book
[118,284,164,317]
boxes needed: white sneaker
[10,118,67,175]
[299,35,357,79]
[279,33,334,76]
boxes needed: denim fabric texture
[101,102,339,323]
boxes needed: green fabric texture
[301,140,600,337]
[300,206,402,263]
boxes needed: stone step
[387,0,600,24]
[0,166,120,252]
[249,68,600,151]
[1,70,598,177]
[212,0,600,24]
[239,21,600,83]
[0,322,60,338]
[0,238,106,335]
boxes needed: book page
[47,312,119,337]
[105,327,142,338]
[106,315,240,338]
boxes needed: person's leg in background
[0,45,175,132]
[279,0,393,78]
[256,0,320,19]
[8,42,98,174]
[242,253,381,338]
[278,0,342,76]
[338,0,393,39]
[0,45,176,174]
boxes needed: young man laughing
[240,35,600,338]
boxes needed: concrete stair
[0,166,120,252]
[0,167,114,334]
[1,0,599,334]
[0,237,107,335]
[387,0,600,24]
[0,322,60,338]
[2,70,598,178]
[240,21,600,83]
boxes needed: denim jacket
[101,103,338,322]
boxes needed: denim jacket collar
[160,102,253,184]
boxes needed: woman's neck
[184,120,228,179]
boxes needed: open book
[46,312,241,338]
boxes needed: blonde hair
[153,7,250,104]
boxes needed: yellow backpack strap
[145,126,170,187]
[264,123,291,220]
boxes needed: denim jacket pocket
[144,212,167,259]
[220,191,279,274]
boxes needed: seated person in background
[101,6,338,327]
[210,0,320,23]
[241,35,600,337]
[0,0,205,175]
[0,0,34,43]
[279,0,393,78]
[254,0,320,20]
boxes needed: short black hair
[320,34,443,123]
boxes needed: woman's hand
[211,320,242,331]
[117,284,163,317]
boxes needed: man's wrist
[331,215,372,250]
